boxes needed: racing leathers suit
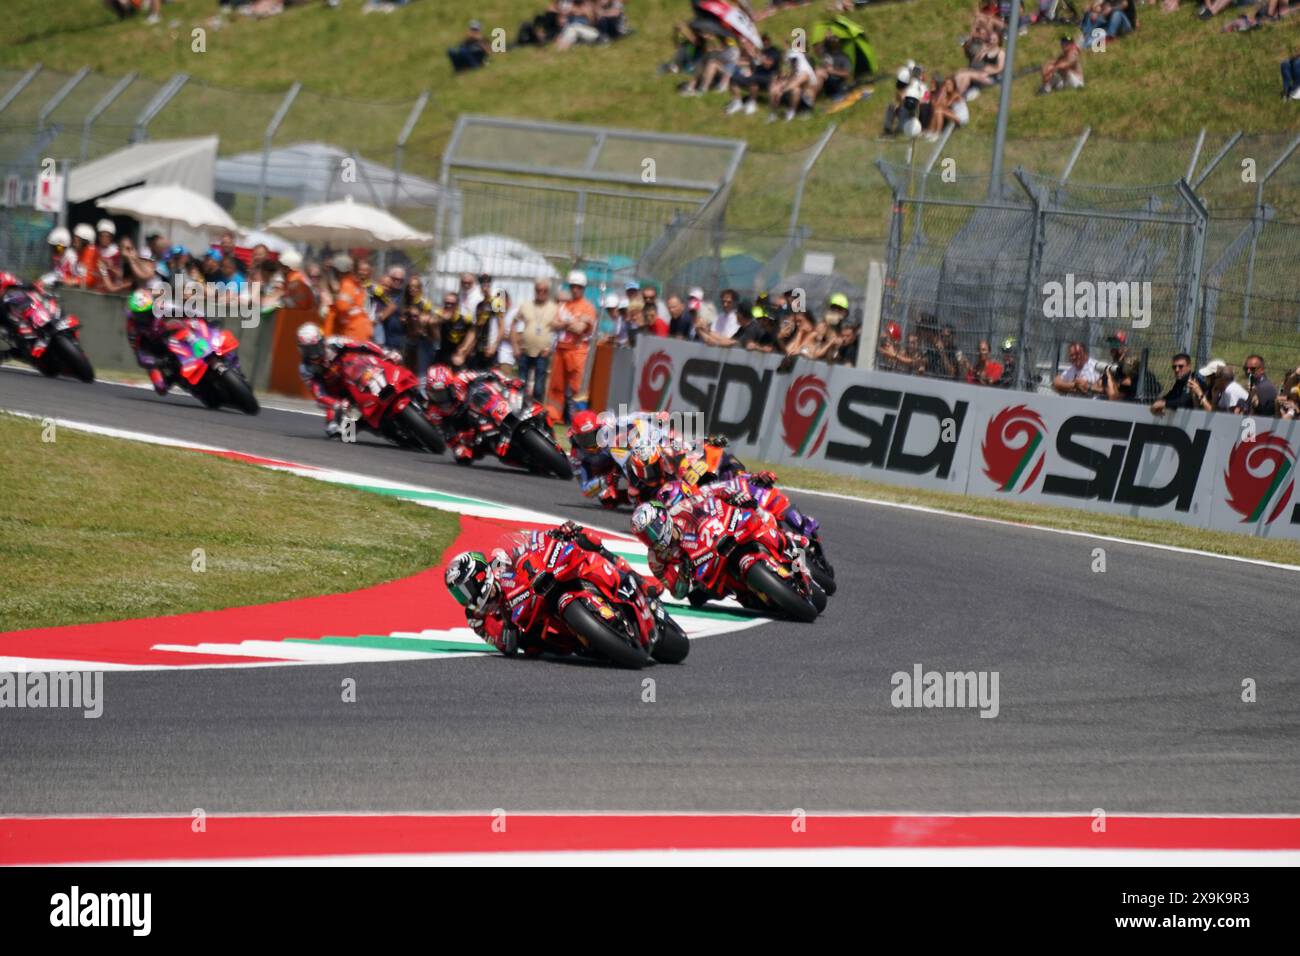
[300,337,403,437]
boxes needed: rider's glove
[752,470,778,487]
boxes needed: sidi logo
[1223,431,1297,524]
[1041,274,1152,329]
[636,350,674,412]
[982,405,1048,493]
[825,386,968,478]
[50,886,151,936]
[781,375,829,457]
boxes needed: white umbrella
[237,229,294,254]
[266,195,432,248]
[96,184,238,232]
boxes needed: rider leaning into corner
[630,491,810,605]
[423,363,521,463]
[124,288,188,396]
[296,321,404,438]
[444,520,655,655]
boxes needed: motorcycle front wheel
[394,403,446,455]
[51,335,95,383]
[218,367,260,415]
[744,562,819,623]
[515,425,572,478]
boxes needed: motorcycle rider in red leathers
[296,321,403,438]
[444,521,655,656]
[631,494,809,605]
[423,364,476,462]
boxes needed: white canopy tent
[67,137,221,252]
[266,196,433,249]
[434,234,560,311]
[214,142,443,208]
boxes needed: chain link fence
[4,63,1300,384]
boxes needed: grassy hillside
[2,0,1298,242]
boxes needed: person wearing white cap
[596,292,627,347]
[94,218,125,292]
[1190,360,1249,414]
[548,269,596,424]
[46,227,78,285]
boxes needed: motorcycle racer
[124,289,182,395]
[296,321,403,438]
[568,410,625,506]
[423,363,515,462]
[445,521,651,655]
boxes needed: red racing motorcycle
[443,373,571,477]
[162,317,259,414]
[685,498,826,622]
[0,282,94,382]
[337,350,445,454]
[507,535,690,668]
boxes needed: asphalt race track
[1,367,1297,815]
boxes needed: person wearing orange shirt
[72,224,98,289]
[326,253,372,341]
[547,269,596,425]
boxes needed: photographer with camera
[1242,355,1278,417]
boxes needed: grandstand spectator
[435,291,475,368]
[1098,330,1144,402]
[954,33,1005,100]
[836,316,862,366]
[726,303,769,351]
[726,35,781,116]
[877,321,905,371]
[666,294,695,339]
[94,219,128,293]
[117,236,156,289]
[1243,354,1278,416]
[996,337,1019,388]
[1150,352,1196,414]
[682,36,742,95]
[640,284,670,330]
[372,265,407,351]
[770,45,819,121]
[1282,53,1300,99]
[697,288,741,345]
[549,269,596,422]
[456,272,478,313]
[448,20,490,73]
[783,308,830,360]
[962,339,1004,385]
[1053,340,1101,396]
[470,299,502,370]
[1277,367,1300,418]
[555,1,602,50]
[687,286,718,336]
[1039,35,1084,93]
[327,254,372,341]
[1194,361,1250,413]
[922,323,961,379]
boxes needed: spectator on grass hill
[1039,35,1084,94]
[104,0,160,24]
[1053,340,1101,396]
[449,21,491,73]
[555,1,602,50]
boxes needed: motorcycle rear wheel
[394,403,446,455]
[561,600,654,669]
[744,562,819,623]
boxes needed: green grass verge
[0,413,458,630]
[2,0,1296,245]
[749,456,1300,566]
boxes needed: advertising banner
[627,337,1300,540]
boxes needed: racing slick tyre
[562,599,654,669]
[744,562,819,623]
[810,582,828,613]
[394,403,446,455]
[219,368,260,415]
[517,425,573,478]
[52,335,95,383]
[651,614,690,664]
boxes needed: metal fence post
[1013,168,1046,391]
[254,81,300,228]
[0,64,42,116]
[1060,127,1090,185]
[1175,179,1208,361]
[36,66,89,132]
[987,0,1022,200]
[81,71,136,161]
[788,123,837,235]
[391,90,430,211]
[131,73,188,143]
[1240,132,1300,333]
